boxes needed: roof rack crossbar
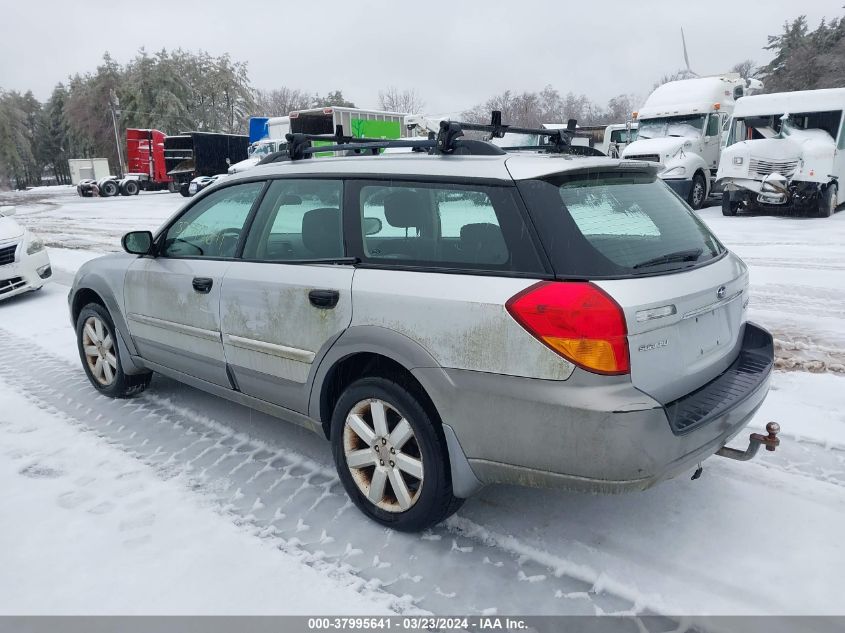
[259,111,600,162]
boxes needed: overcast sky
[0,0,838,113]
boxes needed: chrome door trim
[223,333,316,364]
[127,312,221,342]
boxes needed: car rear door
[219,178,354,413]
[124,181,265,386]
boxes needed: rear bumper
[417,322,773,494]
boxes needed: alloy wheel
[343,398,424,512]
[82,316,117,386]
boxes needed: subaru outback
[68,140,774,531]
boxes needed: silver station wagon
[69,126,777,531]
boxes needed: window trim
[343,178,551,277]
[153,179,270,261]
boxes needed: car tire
[721,193,740,216]
[688,172,707,210]
[818,183,837,218]
[179,182,191,197]
[76,303,152,398]
[121,180,140,196]
[100,180,119,197]
[331,376,463,532]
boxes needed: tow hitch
[716,422,781,462]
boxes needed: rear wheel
[331,377,462,531]
[179,182,191,197]
[721,193,740,216]
[76,303,151,398]
[100,180,119,197]
[688,172,707,210]
[121,180,140,196]
[818,183,837,218]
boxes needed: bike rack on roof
[255,113,605,164]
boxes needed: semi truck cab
[622,75,762,209]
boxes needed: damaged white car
[717,88,845,217]
[0,205,52,300]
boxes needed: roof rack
[256,113,605,164]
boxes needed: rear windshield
[517,170,725,278]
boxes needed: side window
[242,179,344,261]
[161,182,264,258]
[706,114,721,137]
[358,182,543,272]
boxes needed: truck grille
[663,323,773,435]
[625,154,661,163]
[0,276,25,295]
[0,243,17,266]
[749,157,799,179]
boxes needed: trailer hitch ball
[758,422,781,451]
[715,421,781,462]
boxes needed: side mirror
[363,217,383,236]
[0,205,16,217]
[122,230,155,255]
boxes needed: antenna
[681,28,699,78]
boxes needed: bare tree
[730,59,758,79]
[378,87,425,114]
[253,87,313,117]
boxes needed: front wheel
[76,303,151,398]
[818,183,837,218]
[721,193,740,216]
[331,377,462,531]
[688,172,707,210]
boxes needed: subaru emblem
[717,285,727,299]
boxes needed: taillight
[506,281,630,375]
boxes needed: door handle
[192,277,213,294]
[309,289,340,309]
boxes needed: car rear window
[517,170,725,278]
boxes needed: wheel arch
[309,325,484,498]
[309,326,444,439]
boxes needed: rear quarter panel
[351,269,575,380]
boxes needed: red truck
[125,128,177,192]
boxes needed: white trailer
[717,88,845,217]
[622,75,763,209]
[68,158,110,184]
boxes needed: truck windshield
[516,170,725,278]
[248,143,276,158]
[638,115,705,140]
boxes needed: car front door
[219,179,354,413]
[124,181,265,386]
[702,113,722,174]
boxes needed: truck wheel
[121,180,140,196]
[331,377,463,532]
[167,181,179,193]
[76,303,152,398]
[688,172,707,210]
[179,182,191,197]
[818,183,837,218]
[100,180,119,197]
[721,194,740,216]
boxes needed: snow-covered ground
[1,185,843,618]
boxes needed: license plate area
[681,308,731,363]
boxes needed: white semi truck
[717,88,845,218]
[622,75,762,209]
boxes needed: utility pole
[109,89,124,178]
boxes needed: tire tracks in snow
[0,327,673,619]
